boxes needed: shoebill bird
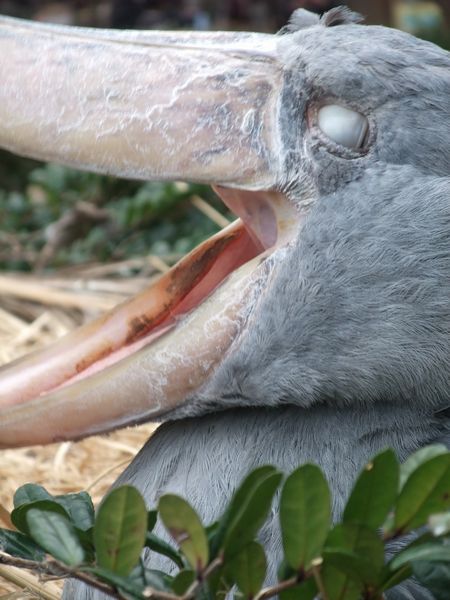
[0,7,449,599]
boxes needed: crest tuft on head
[278,8,320,34]
[320,6,364,27]
[279,5,363,34]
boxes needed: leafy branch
[1,446,450,600]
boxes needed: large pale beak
[0,16,282,187]
[0,17,298,447]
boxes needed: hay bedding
[0,262,170,598]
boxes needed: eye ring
[308,102,374,158]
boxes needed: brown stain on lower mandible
[166,229,242,295]
[75,345,114,374]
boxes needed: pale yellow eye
[317,104,369,150]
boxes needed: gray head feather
[185,20,450,419]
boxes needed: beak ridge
[0,16,283,189]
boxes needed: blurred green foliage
[0,149,230,272]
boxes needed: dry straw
[0,195,228,597]
[0,261,165,598]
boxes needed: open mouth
[0,15,300,447]
[0,186,298,447]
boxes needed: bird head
[0,7,448,446]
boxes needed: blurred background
[0,0,449,33]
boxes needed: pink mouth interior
[57,188,278,389]
[57,224,262,390]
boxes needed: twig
[86,458,134,493]
[311,559,329,600]
[0,551,121,599]
[143,556,224,600]
[0,275,120,311]
[254,575,300,600]
[190,196,230,229]
[0,564,61,600]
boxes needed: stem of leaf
[311,562,329,600]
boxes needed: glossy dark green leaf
[223,471,282,559]
[209,466,279,559]
[382,530,432,581]
[322,523,384,599]
[11,500,69,536]
[228,541,266,598]
[55,492,95,531]
[321,564,361,600]
[147,510,157,532]
[390,542,450,569]
[277,558,295,582]
[142,568,173,593]
[323,550,371,584]
[399,445,448,490]
[0,528,45,561]
[13,484,53,508]
[280,464,331,570]
[395,454,450,532]
[158,494,208,571]
[207,567,233,600]
[171,570,196,595]
[87,566,147,599]
[26,508,85,566]
[145,532,184,569]
[343,449,399,529]
[205,521,219,541]
[280,578,318,600]
[94,485,147,576]
[412,561,450,600]
[376,564,412,594]
[74,527,95,564]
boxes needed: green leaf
[145,532,184,569]
[227,541,266,598]
[280,579,318,600]
[95,563,173,600]
[94,485,147,576]
[412,561,450,600]
[399,445,448,490]
[209,466,279,559]
[172,570,196,595]
[147,510,158,532]
[321,565,361,600]
[376,564,412,594]
[222,471,282,559]
[26,508,85,566]
[343,449,399,529]
[55,492,95,532]
[158,494,208,572]
[280,464,331,570]
[87,566,147,599]
[13,484,53,508]
[322,523,384,599]
[390,542,450,570]
[0,528,45,561]
[11,500,69,536]
[323,550,373,584]
[74,527,95,563]
[142,568,173,593]
[395,454,450,532]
